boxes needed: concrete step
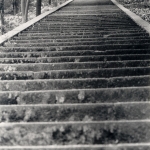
[0,60,149,71]
[106,49,150,55]
[31,22,140,26]
[13,32,148,40]
[0,67,150,80]
[22,28,144,33]
[33,22,137,26]
[9,40,150,47]
[0,75,150,91]
[0,86,149,105]
[20,29,145,34]
[13,35,104,40]
[0,121,150,145]
[17,32,148,38]
[10,37,150,44]
[0,54,150,64]
[2,44,150,52]
[0,102,150,122]
[28,25,140,31]
[11,38,102,43]
[0,50,105,58]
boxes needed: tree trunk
[13,0,19,15]
[54,0,58,6]
[36,0,41,16]
[21,0,30,23]
[49,0,51,5]
[21,0,25,22]
[0,0,4,35]
[24,0,30,21]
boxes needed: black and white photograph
[0,0,150,149]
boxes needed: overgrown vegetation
[117,0,150,22]
[0,0,67,35]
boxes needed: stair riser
[33,22,137,26]
[0,51,105,58]
[11,38,102,44]
[38,22,138,26]
[2,44,150,52]
[12,36,150,43]
[0,87,149,105]
[14,33,148,40]
[0,67,150,80]
[10,38,150,44]
[18,30,147,36]
[39,20,132,23]
[19,30,146,35]
[0,55,150,64]
[10,42,150,47]
[43,15,129,18]
[28,26,140,30]
[42,18,136,22]
[106,49,150,55]
[0,103,150,122]
[22,28,144,33]
[0,60,149,71]
[43,17,133,21]
[0,76,150,91]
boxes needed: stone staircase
[0,0,150,149]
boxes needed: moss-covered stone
[0,102,150,122]
[0,121,150,146]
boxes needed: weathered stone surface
[0,86,150,105]
[0,121,150,146]
[0,60,149,72]
[0,76,150,91]
[0,102,150,122]
[0,67,150,80]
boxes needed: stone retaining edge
[111,0,150,35]
[0,0,73,45]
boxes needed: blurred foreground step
[0,102,150,122]
[0,121,150,145]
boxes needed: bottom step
[0,121,150,146]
